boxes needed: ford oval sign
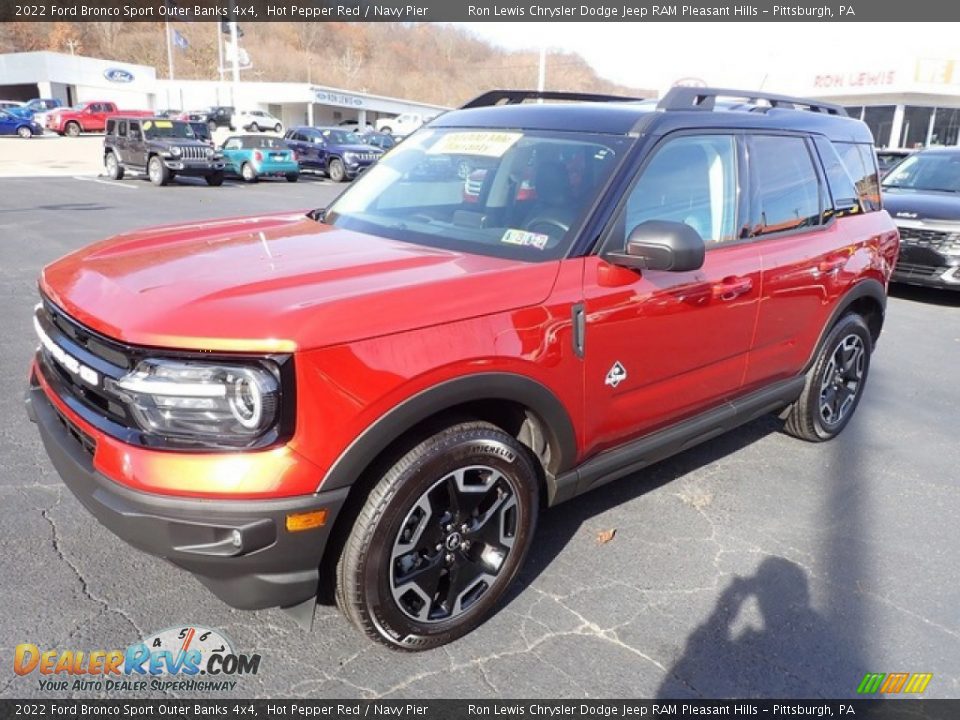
[104,68,134,83]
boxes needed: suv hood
[336,143,380,154]
[883,189,960,222]
[40,214,561,352]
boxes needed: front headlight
[343,151,356,162]
[167,146,182,157]
[107,359,281,447]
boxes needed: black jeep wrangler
[206,105,235,132]
[104,117,226,187]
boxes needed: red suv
[27,88,899,650]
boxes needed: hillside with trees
[0,22,652,106]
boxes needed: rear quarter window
[834,142,881,211]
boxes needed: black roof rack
[657,87,847,116]
[460,90,645,109]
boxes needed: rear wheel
[250,123,260,132]
[783,313,872,442]
[205,171,224,186]
[65,122,81,137]
[105,152,124,180]
[328,158,346,183]
[148,156,170,186]
[241,162,258,183]
[336,422,539,651]
[207,120,217,133]
[17,126,32,138]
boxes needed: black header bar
[2,0,960,23]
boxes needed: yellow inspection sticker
[428,131,522,157]
[154,120,173,128]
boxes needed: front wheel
[783,313,873,442]
[17,126,32,138]
[147,156,170,186]
[285,172,299,183]
[328,158,346,183]
[274,123,282,133]
[65,122,81,137]
[336,422,539,651]
[205,171,224,186]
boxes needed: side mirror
[605,220,705,272]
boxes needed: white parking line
[72,175,138,190]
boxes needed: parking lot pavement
[1,177,958,699]
[0,135,105,177]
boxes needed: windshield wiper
[307,207,327,223]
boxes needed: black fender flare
[804,278,887,372]
[318,372,578,493]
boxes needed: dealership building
[0,51,447,128]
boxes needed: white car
[234,109,283,133]
[375,112,435,137]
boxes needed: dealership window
[931,107,960,147]
[845,106,864,120]
[748,135,821,237]
[862,105,896,148]
[900,106,934,149]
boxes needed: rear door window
[748,135,822,237]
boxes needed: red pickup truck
[46,101,151,137]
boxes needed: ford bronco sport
[27,88,899,650]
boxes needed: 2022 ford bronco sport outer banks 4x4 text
[26,88,899,650]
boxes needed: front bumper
[162,159,226,175]
[25,382,349,611]
[892,246,960,290]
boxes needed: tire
[380,126,392,135]
[105,152,124,180]
[65,122,81,137]
[147,155,170,186]
[207,120,217,133]
[274,123,282,133]
[17,126,32,138]
[250,123,260,132]
[328,158,346,183]
[241,162,258,183]
[783,313,873,442]
[285,172,299,183]
[336,421,540,651]
[205,171,224,186]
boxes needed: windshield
[882,152,960,193]
[143,119,196,140]
[325,127,630,261]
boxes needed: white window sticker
[428,131,522,158]
[501,229,550,250]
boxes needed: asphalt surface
[1,176,958,700]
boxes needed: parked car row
[101,117,388,186]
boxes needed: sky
[456,23,960,92]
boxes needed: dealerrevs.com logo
[14,626,261,693]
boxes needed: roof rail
[460,89,644,109]
[657,87,847,116]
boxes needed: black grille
[51,401,96,457]
[897,227,960,250]
[36,300,134,428]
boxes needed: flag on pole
[172,29,189,50]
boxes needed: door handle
[712,276,753,301]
